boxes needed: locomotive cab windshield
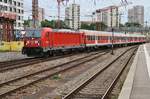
[23,29,42,48]
[25,29,41,38]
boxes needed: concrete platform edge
[118,45,141,99]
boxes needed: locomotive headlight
[35,40,40,46]
[35,41,38,44]
[26,41,30,45]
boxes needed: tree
[41,20,69,29]
[125,22,142,27]
[81,23,90,29]
[23,20,31,27]
[119,23,124,27]
[81,22,107,31]
[41,20,55,28]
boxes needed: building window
[4,6,7,11]
[18,23,21,27]
[9,0,12,4]
[9,7,12,12]
[21,10,24,14]
[18,9,20,13]
[13,1,16,6]
[18,16,21,20]
[21,3,23,7]
[17,2,20,7]
[14,8,16,12]
[4,0,7,3]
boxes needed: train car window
[91,36,93,40]
[101,36,103,40]
[88,36,90,40]
[90,36,92,40]
[98,36,101,40]
[87,36,90,40]
[103,36,105,40]
[93,36,95,40]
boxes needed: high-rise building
[0,0,24,41]
[92,6,119,28]
[65,4,80,30]
[38,7,44,22]
[128,5,144,26]
[0,0,24,30]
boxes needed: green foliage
[41,20,69,29]
[23,20,30,27]
[81,22,107,31]
[51,74,61,80]
[81,23,95,30]
[125,22,142,27]
[119,23,124,27]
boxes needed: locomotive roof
[53,29,83,33]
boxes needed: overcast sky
[24,0,150,24]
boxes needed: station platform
[118,43,150,99]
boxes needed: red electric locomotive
[22,28,85,56]
[22,28,146,57]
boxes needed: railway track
[0,50,109,98]
[62,46,137,99]
[0,50,102,72]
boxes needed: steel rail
[101,48,137,99]
[0,50,109,97]
[0,50,102,72]
[62,46,137,99]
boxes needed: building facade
[92,6,119,28]
[128,5,144,26]
[0,0,24,30]
[65,4,80,30]
[0,0,24,41]
[38,7,44,22]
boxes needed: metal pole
[57,1,60,29]
[0,7,1,42]
[110,7,114,55]
[111,28,114,55]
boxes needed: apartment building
[92,6,119,28]
[65,3,80,30]
[128,5,144,26]
[0,0,24,30]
